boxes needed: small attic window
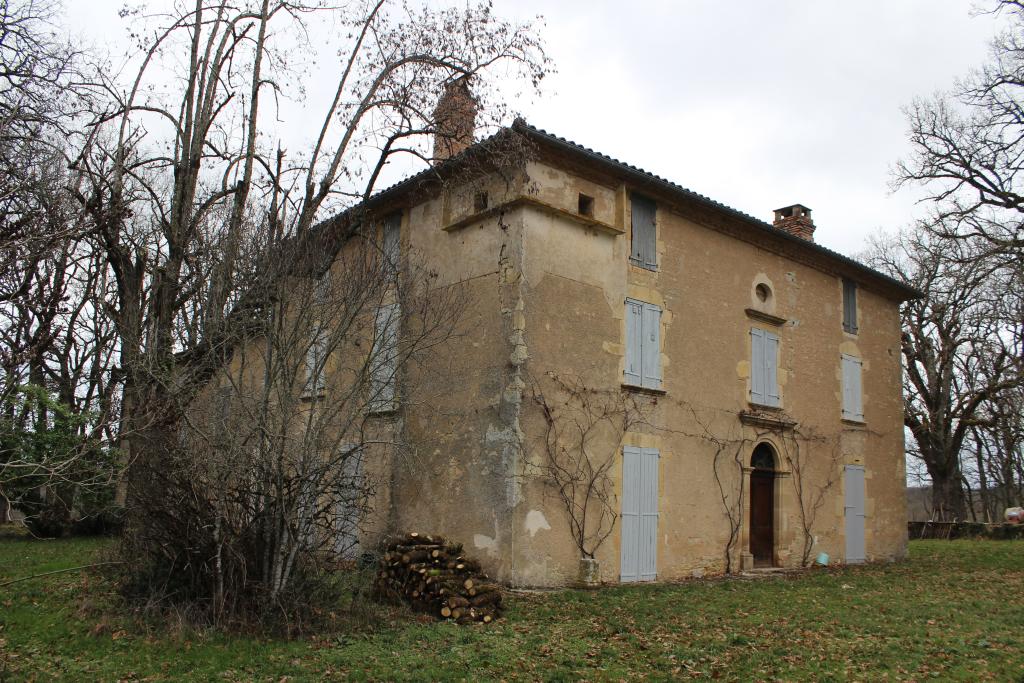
[755,283,772,304]
[578,193,594,217]
[473,191,489,212]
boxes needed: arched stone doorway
[749,443,777,567]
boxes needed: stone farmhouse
[311,81,918,586]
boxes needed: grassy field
[1,536,1022,681]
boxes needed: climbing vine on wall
[527,373,651,559]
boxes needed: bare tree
[868,226,1022,520]
[891,1,1024,521]
[51,0,547,624]
[0,0,83,372]
[0,239,121,532]
[0,0,120,531]
[68,0,548,510]
[130,220,464,624]
[0,0,82,301]
[967,268,1024,521]
[983,387,1024,516]
[895,0,1024,257]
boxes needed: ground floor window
[620,446,659,582]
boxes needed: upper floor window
[841,354,864,422]
[215,386,232,440]
[842,278,858,334]
[624,298,662,390]
[369,302,400,412]
[383,212,401,278]
[305,322,328,396]
[578,193,594,217]
[630,194,657,271]
[315,270,331,305]
[750,327,780,407]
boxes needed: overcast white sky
[65,0,1003,260]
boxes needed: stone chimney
[773,204,815,241]
[432,76,478,163]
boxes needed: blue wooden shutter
[842,354,863,421]
[841,355,854,418]
[384,212,401,276]
[306,324,327,394]
[844,465,866,563]
[381,303,399,405]
[335,446,364,559]
[630,194,657,270]
[843,279,858,334]
[641,303,662,389]
[620,446,642,582]
[639,447,659,581]
[216,386,231,437]
[851,357,863,420]
[624,300,643,386]
[641,198,657,270]
[371,303,399,409]
[305,336,317,393]
[315,271,331,305]
[765,331,780,407]
[750,328,765,404]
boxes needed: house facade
[330,104,918,587]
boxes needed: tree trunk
[930,472,967,521]
[974,431,991,523]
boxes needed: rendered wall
[508,159,907,585]
[383,156,908,587]
[390,171,530,582]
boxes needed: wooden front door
[750,470,774,566]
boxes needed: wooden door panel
[750,471,774,565]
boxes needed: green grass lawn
[1,536,1022,682]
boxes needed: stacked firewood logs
[374,532,503,624]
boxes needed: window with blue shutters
[842,278,858,334]
[305,322,328,396]
[629,194,657,270]
[625,299,662,390]
[314,270,331,305]
[383,212,401,278]
[841,354,864,421]
[369,303,400,412]
[620,446,659,582]
[750,327,780,407]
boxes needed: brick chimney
[432,76,477,163]
[773,204,815,241]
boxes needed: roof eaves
[315,119,921,301]
[509,119,921,301]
